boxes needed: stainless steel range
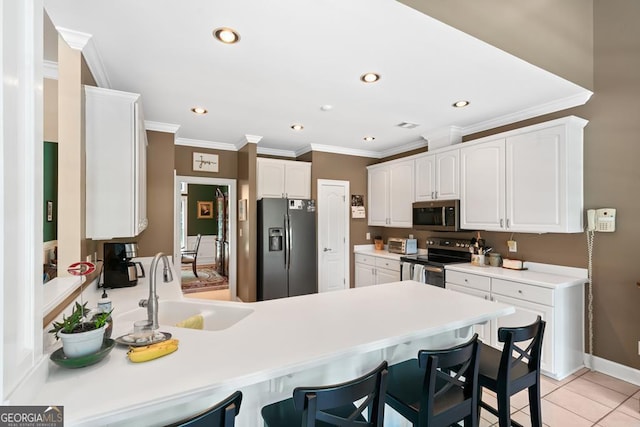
[400,238,473,288]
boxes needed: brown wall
[175,146,238,179]
[306,151,378,286]
[136,131,176,256]
[237,144,258,301]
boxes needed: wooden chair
[385,334,481,427]
[261,361,388,426]
[165,390,242,427]
[181,234,202,277]
[478,316,546,427]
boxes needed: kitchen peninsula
[14,260,514,426]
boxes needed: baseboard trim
[584,353,640,386]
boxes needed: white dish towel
[412,264,425,283]
[401,262,412,281]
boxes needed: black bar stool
[385,334,481,427]
[165,390,242,427]
[478,316,546,427]
[261,361,388,426]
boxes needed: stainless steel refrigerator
[258,198,317,300]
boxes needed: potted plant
[49,301,112,358]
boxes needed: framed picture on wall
[197,201,214,219]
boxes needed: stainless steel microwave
[412,200,460,232]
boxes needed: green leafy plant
[48,301,113,340]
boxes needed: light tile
[532,400,593,427]
[481,387,524,413]
[540,376,563,396]
[511,408,550,427]
[510,389,532,410]
[479,416,495,427]
[618,396,640,420]
[582,370,640,396]
[541,370,582,387]
[565,377,628,408]
[598,409,640,427]
[544,386,612,422]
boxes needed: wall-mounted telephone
[587,208,616,232]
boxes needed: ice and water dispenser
[269,228,283,251]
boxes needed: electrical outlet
[507,240,517,252]
[366,232,371,240]
[638,340,640,355]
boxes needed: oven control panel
[425,238,472,251]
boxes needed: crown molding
[175,137,238,152]
[308,143,381,159]
[257,147,297,158]
[144,121,181,134]
[234,134,262,150]
[461,91,593,136]
[43,60,58,80]
[378,138,429,158]
[56,26,111,88]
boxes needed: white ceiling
[43,0,592,158]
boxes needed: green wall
[187,184,227,236]
[43,141,58,242]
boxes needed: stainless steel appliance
[400,238,472,287]
[412,200,461,232]
[103,242,145,288]
[257,198,317,300]
[387,237,418,255]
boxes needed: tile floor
[480,368,640,426]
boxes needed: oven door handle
[424,266,444,273]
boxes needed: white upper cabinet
[460,116,587,233]
[415,148,459,201]
[367,159,414,227]
[85,86,148,240]
[257,157,311,199]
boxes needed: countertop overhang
[23,278,514,425]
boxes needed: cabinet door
[367,166,389,226]
[506,125,566,232]
[376,267,400,285]
[388,160,414,227]
[135,101,148,234]
[414,154,436,201]
[257,158,286,199]
[446,284,492,342]
[490,294,554,375]
[355,263,376,287]
[435,149,459,200]
[284,162,311,199]
[460,139,506,231]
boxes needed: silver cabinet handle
[506,219,510,228]
[323,248,330,252]
[500,218,504,228]
[431,191,435,199]
[434,191,438,199]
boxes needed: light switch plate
[507,240,517,252]
[366,232,371,240]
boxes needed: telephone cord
[586,229,595,356]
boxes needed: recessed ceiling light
[452,100,470,108]
[213,27,240,44]
[191,107,208,115]
[396,122,419,129]
[363,136,375,142]
[291,124,304,131]
[320,105,333,111]
[360,73,381,83]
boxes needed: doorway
[174,175,237,300]
[317,179,350,292]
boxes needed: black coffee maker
[103,242,145,288]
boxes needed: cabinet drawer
[445,271,491,292]
[355,254,376,266]
[375,258,400,272]
[492,279,554,306]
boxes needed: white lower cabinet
[354,253,400,287]
[446,268,584,380]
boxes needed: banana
[127,340,179,363]
[128,338,179,353]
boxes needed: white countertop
[446,262,588,289]
[353,244,426,260]
[22,270,513,426]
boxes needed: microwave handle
[442,206,447,226]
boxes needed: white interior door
[318,180,350,292]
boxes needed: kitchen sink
[116,300,254,331]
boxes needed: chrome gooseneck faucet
[139,252,174,330]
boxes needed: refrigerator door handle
[286,213,292,270]
[283,214,288,268]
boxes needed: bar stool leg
[497,389,511,427]
[528,383,543,427]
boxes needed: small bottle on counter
[97,289,112,313]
